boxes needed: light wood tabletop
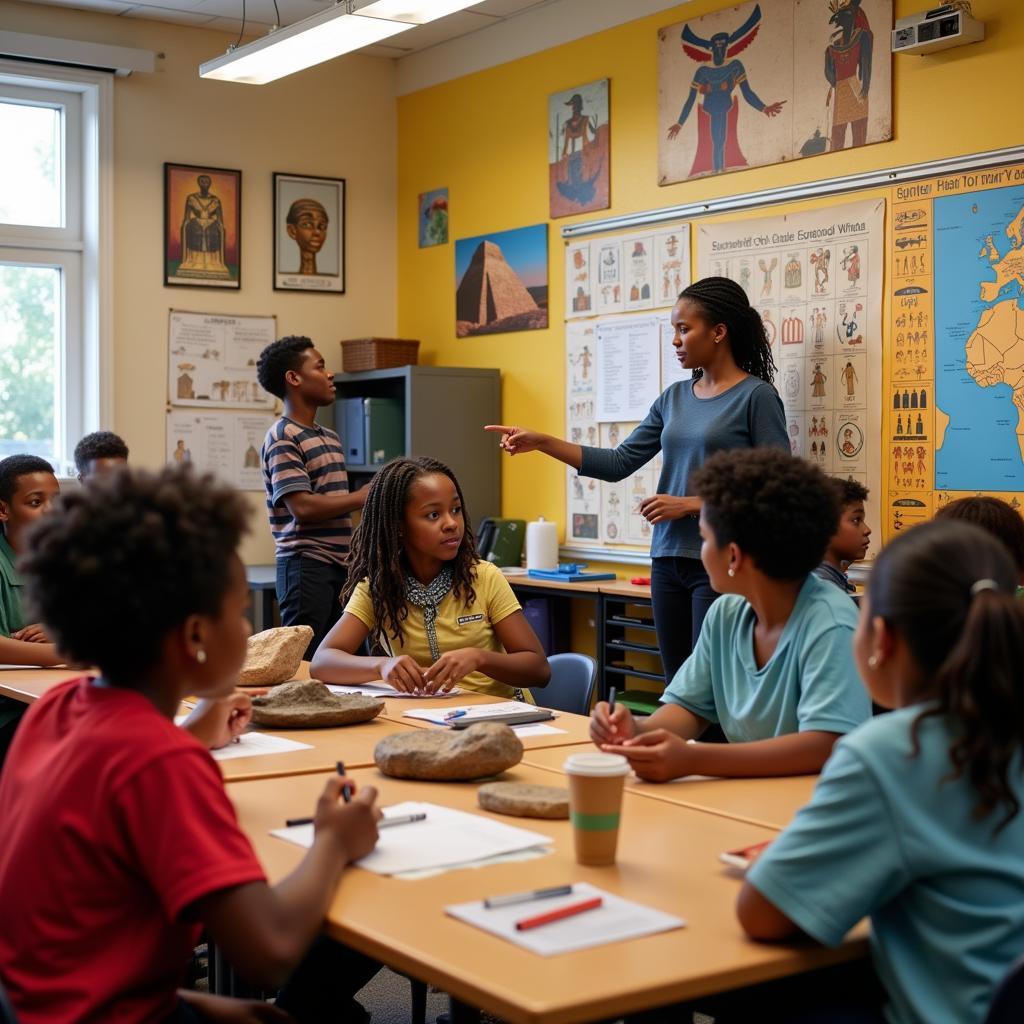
[230,765,866,1024]
[505,575,606,596]
[0,668,86,703]
[521,745,818,832]
[394,705,597,750]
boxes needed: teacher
[485,276,788,681]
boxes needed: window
[0,65,112,473]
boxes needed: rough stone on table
[374,722,523,780]
[251,679,383,727]
[477,781,570,819]
[239,625,313,686]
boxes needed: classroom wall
[0,0,398,565]
[396,0,1023,578]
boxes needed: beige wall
[1,0,398,564]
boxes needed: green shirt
[0,535,25,638]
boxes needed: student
[74,429,129,480]
[935,494,1024,586]
[257,336,368,659]
[737,520,1024,1024]
[0,455,62,666]
[813,477,871,593]
[311,456,550,698]
[486,276,788,683]
[0,465,381,1024]
[592,448,870,779]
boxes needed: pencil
[514,896,603,931]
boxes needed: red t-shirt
[0,679,266,1024]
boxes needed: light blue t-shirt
[579,375,788,559]
[660,573,869,740]
[748,705,1024,1024]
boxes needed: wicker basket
[339,337,420,372]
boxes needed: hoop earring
[195,649,207,665]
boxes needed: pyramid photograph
[455,224,548,336]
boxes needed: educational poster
[168,310,276,410]
[565,240,594,318]
[166,411,274,491]
[623,234,656,311]
[548,79,610,219]
[697,197,884,556]
[888,161,1024,539]
[594,237,625,314]
[566,322,601,543]
[657,0,892,186]
[595,315,662,422]
[654,226,691,307]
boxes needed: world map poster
[889,162,1024,536]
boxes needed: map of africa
[935,185,1024,490]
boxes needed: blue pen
[444,709,467,722]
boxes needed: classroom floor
[359,968,450,1024]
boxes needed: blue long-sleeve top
[579,376,789,559]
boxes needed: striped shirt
[262,417,352,566]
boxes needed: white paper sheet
[402,702,551,727]
[271,801,553,876]
[326,683,462,700]
[210,731,313,761]
[595,316,661,422]
[445,882,685,956]
[509,723,566,737]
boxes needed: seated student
[935,494,1024,588]
[74,429,129,480]
[311,456,550,698]
[592,448,870,780]
[813,477,870,593]
[0,455,62,666]
[0,465,381,1024]
[737,520,1024,1024]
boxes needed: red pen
[514,896,603,931]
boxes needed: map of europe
[935,185,1024,490]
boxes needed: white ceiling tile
[389,9,494,50]
[360,42,415,57]
[121,4,217,22]
[118,0,206,9]
[192,0,331,25]
[27,0,136,12]
[467,0,547,16]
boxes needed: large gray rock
[239,626,312,686]
[251,680,383,728]
[374,722,523,781]
[478,781,569,819]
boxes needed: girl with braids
[311,456,549,698]
[486,276,788,679]
[729,519,1024,1024]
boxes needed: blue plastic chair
[985,954,1024,1024]
[531,653,597,716]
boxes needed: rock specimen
[239,626,312,686]
[251,680,383,728]
[477,781,569,819]
[374,722,523,781]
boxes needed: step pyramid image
[456,240,538,326]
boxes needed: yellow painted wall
[397,0,1022,579]
[0,0,397,565]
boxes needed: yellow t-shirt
[344,560,530,699]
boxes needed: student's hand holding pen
[422,648,482,693]
[589,701,635,746]
[379,654,428,693]
[601,729,692,783]
[314,775,381,864]
[182,691,253,750]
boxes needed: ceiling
[19,0,562,59]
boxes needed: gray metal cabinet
[319,365,502,524]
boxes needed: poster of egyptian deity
[549,79,610,219]
[657,0,891,186]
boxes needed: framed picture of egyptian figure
[273,172,346,293]
[164,163,242,289]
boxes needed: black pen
[337,760,352,803]
[483,885,573,909]
[608,686,617,712]
[285,810,428,829]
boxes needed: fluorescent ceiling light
[200,0,479,85]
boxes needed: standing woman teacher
[486,276,789,681]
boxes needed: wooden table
[0,668,86,703]
[522,745,818,833]
[393,705,597,751]
[230,765,866,1024]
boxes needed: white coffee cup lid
[563,752,629,777]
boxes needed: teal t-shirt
[0,534,25,638]
[660,573,869,740]
[748,705,1024,1024]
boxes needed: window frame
[0,61,112,475]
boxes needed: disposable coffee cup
[563,752,629,866]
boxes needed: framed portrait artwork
[164,163,242,289]
[273,172,345,293]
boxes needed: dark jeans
[650,555,718,683]
[630,958,886,1024]
[276,555,348,659]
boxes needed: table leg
[448,996,480,1024]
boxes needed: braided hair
[342,456,478,648]
[678,276,776,385]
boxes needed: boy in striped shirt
[257,336,368,657]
